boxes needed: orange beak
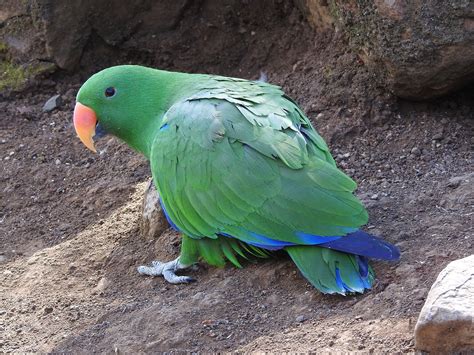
[73,102,98,153]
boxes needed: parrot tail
[317,230,400,261]
[285,246,374,295]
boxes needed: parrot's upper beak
[73,102,98,153]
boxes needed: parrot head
[73,65,179,155]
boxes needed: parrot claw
[137,257,195,284]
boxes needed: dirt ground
[1,4,473,353]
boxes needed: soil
[1,2,473,353]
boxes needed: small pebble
[447,176,463,188]
[411,147,421,156]
[42,94,62,112]
[370,194,379,200]
[295,315,307,323]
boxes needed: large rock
[415,255,474,353]
[3,0,472,98]
[299,0,474,99]
[294,0,335,31]
[0,0,189,70]
[140,180,169,240]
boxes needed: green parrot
[73,65,399,295]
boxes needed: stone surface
[42,94,62,112]
[0,0,43,64]
[0,0,190,70]
[140,180,169,240]
[294,0,334,31]
[300,0,474,99]
[440,173,474,210]
[2,1,473,98]
[415,255,474,353]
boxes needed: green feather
[286,246,374,295]
[220,240,242,268]
[180,234,268,268]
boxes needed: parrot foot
[137,257,196,284]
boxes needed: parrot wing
[150,79,369,248]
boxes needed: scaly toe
[163,270,196,284]
[137,257,196,284]
[137,264,162,276]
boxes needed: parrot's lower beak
[73,102,98,153]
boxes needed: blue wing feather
[220,228,399,261]
[319,230,400,260]
[159,198,181,232]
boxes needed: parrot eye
[105,87,116,98]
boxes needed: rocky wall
[298,0,474,99]
[1,0,473,99]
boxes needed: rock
[295,315,308,323]
[415,255,474,353]
[1,0,190,70]
[294,0,335,31]
[42,94,62,112]
[410,147,421,156]
[2,0,473,98]
[94,277,110,294]
[447,176,465,189]
[300,0,474,99]
[432,132,444,141]
[441,173,474,209]
[140,180,169,240]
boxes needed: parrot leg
[137,257,195,284]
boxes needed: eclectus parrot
[73,65,399,295]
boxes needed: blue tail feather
[319,230,400,261]
[335,267,355,293]
[356,255,369,278]
[355,255,372,289]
